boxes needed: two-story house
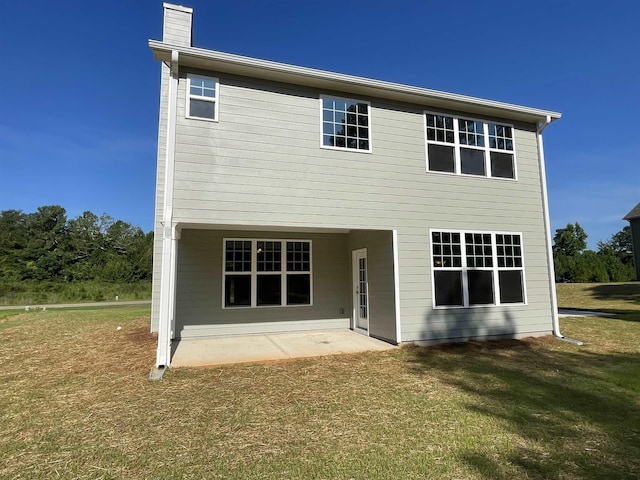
[150,3,563,368]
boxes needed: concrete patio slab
[170,329,398,367]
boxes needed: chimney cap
[163,3,193,14]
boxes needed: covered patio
[155,224,400,367]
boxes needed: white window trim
[424,111,517,180]
[222,238,313,309]
[429,229,528,309]
[186,74,219,122]
[319,94,372,154]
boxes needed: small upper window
[321,96,371,152]
[187,74,219,121]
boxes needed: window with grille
[321,96,371,152]
[431,230,525,307]
[223,239,312,308]
[186,74,219,121]
[425,112,516,179]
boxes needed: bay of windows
[224,239,312,308]
[431,230,525,308]
[425,113,516,179]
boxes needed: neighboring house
[149,3,563,368]
[623,202,640,280]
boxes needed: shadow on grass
[592,308,640,323]
[403,341,640,479]
[588,283,640,305]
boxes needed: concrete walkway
[558,308,614,317]
[170,330,398,367]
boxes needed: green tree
[0,206,153,284]
[598,251,635,282]
[597,226,633,264]
[0,210,28,280]
[23,205,70,280]
[553,223,587,256]
[65,211,110,280]
[554,223,635,283]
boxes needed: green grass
[557,281,640,325]
[0,280,152,306]
[0,288,639,479]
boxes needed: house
[149,3,563,368]
[623,202,640,280]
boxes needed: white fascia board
[149,40,561,124]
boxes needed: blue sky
[1,0,638,248]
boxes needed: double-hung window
[321,96,371,152]
[224,239,312,308]
[431,230,525,308]
[187,74,219,121]
[425,112,516,179]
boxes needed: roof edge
[149,39,562,123]
[623,202,640,221]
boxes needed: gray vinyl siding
[153,67,555,342]
[174,230,350,338]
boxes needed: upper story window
[425,112,516,179]
[187,74,219,121]
[321,96,371,152]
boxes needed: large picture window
[431,230,525,308]
[425,112,516,179]
[321,96,371,152]
[224,239,312,308]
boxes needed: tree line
[553,223,635,283]
[0,205,153,283]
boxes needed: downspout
[536,115,583,345]
[156,50,180,368]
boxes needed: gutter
[536,116,583,346]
